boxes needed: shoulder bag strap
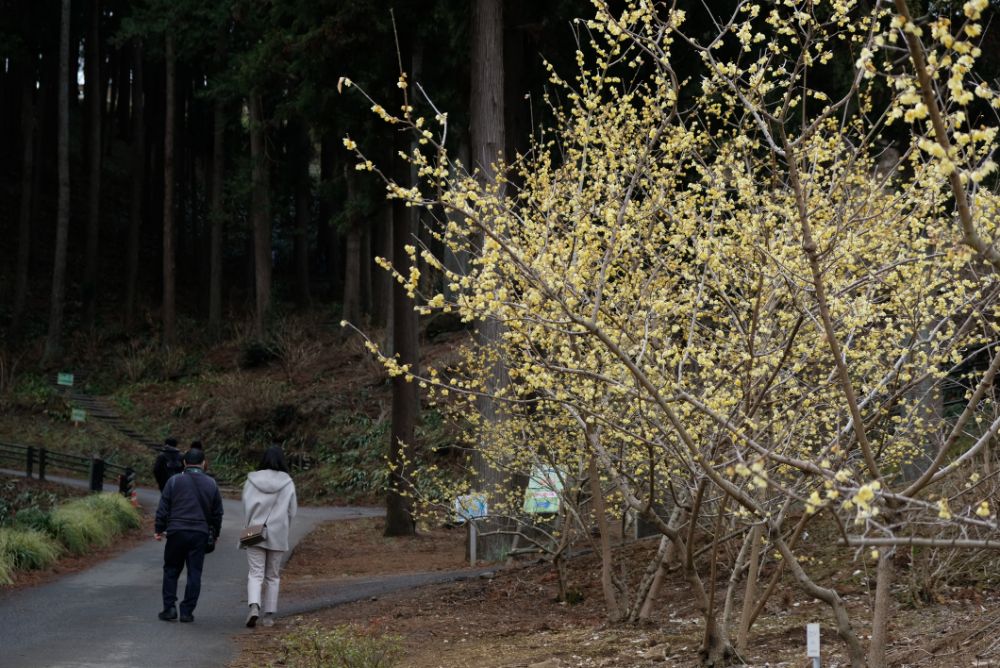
[249,499,275,529]
[185,473,214,536]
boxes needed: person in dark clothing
[153,437,184,492]
[154,448,224,623]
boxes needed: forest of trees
[0,0,598,358]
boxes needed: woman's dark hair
[258,445,289,473]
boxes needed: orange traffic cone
[130,490,139,507]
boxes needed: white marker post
[469,521,477,565]
[455,494,487,566]
[807,623,821,668]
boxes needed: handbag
[240,504,274,548]
[239,523,267,547]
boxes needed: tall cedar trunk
[12,65,37,342]
[317,136,333,287]
[341,165,362,326]
[249,90,272,337]
[361,224,373,317]
[470,0,509,560]
[372,202,393,329]
[125,41,145,327]
[82,0,102,330]
[208,94,225,332]
[102,44,116,155]
[385,128,419,537]
[42,0,72,367]
[162,33,177,346]
[292,118,312,306]
[116,44,131,140]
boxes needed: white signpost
[807,623,821,668]
[454,494,488,565]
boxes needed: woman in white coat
[242,445,297,627]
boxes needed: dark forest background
[0,0,605,362]
[1,1,997,363]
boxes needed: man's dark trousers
[162,530,209,615]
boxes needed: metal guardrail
[0,440,136,497]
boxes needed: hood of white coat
[247,470,293,494]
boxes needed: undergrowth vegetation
[0,491,141,583]
[277,624,401,668]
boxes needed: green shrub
[278,624,402,668]
[83,493,141,533]
[0,553,11,585]
[12,507,53,533]
[0,528,62,570]
[50,494,141,554]
[50,505,111,554]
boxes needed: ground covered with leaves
[230,517,1000,667]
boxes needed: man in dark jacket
[154,448,223,623]
[152,437,184,491]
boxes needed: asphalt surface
[0,473,383,668]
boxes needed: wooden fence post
[88,456,105,493]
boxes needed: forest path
[0,479,382,668]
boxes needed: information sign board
[453,493,488,522]
[523,466,563,514]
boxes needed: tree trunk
[115,43,131,140]
[12,64,37,342]
[292,117,312,307]
[125,41,145,327]
[249,90,271,337]
[470,0,510,562]
[372,203,393,330]
[385,128,419,538]
[162,33,177,346]
[736,523,763,652]
[208,94,225,332]
[868,549,894,668]
[342,165,362,327]
[316,135,333,287]
[589,455,625,621]
[42,0,72,367]
[82,0,102,330]
[636,506,683,621]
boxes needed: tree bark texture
[385,129,419,537]
[588,455,625,621]
[292,117,312,307]
[736,524,763,652]
[249,90,272,337]
[470,0,510,562]
[12,65,37,341]
[868,550,894,668]
[83,0,102,330]
[125,41,145,327]
[341,165,362,327]
[208,93,225,332]
[162,32,177,346]
[42,0,72,367]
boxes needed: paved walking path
[0,475,383,668]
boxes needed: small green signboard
[523,466,563,514]
[70,408,86,423]
[57,372,75,387]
